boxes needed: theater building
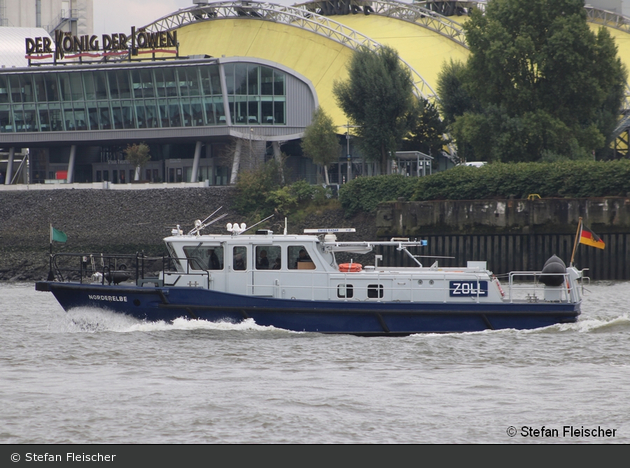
[0,53,317,185]
[1,0,628,186]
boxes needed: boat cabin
[161,226,510,304]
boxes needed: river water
[1,281,629,444]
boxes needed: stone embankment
[0,187,375,282]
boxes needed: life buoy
[339,263,362,272]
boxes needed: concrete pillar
[190,141,202,182]
[67,145,76,183]
[230,139,242,185]
[5,147,14,184]
[272,141,285,184]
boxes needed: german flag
[579,224,605,250]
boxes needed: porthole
[418,279,423,285]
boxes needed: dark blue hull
[36,282,581,335]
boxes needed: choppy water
[1,281,629,444]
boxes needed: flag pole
[570,217,582,267]
[48,224,54,281]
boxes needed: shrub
[235,163,334,218]
[233,160,284,216]
[339,175,417,216]
[411,160,630,201]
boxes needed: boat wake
[403,314,630,339]
[513,314,630,334]
[558,314,630,333]
[56,307,295,334]
[129,317,293,334]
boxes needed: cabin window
[288,245,315,270]
[337,284,353,298]
[367,284,384,299]
[233,246,247,271]
[256,245,281,270]
[183,245,224,270]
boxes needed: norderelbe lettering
[88,294,128,302]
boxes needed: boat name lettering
[449,281,488,297]
[88,294,128,302]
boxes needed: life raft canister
[339,263,362,272]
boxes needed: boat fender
[540,255,566,287]
[339,263,362,272]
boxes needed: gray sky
[93,0,630,36]
[93,0,296,35]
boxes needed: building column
[230,138,242,185]
[272,141,285,184]
[5,147,14,184]
[191,141,202,182]
[67,145,76,183]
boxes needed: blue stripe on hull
[41,282,580,335]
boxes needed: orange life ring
[339,263,362,272]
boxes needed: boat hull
[36,281,581,335]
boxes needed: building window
[0,62,291,134]
[225,64,286,126]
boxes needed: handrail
[507,270,575,303]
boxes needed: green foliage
[235,162,333,218]
[440,0,627,162]
[333,45,416,172]
[124,143,151,168]
[410,161,630,201]
[400,98,449,159]
[301,107,341,171]
[436,59,476,126]
[234,160,284,216]
[339,175,418,216]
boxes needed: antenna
[241,214,275,234]
[187,207,228,235]
[284,217,287,235]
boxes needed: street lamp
[339,122,360,184]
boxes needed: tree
[124,143,151,181]
[301,107,341,185]
[440,0,627,162]
[333,45,416,173]
[436,59,477,126]
[400,97,450,163]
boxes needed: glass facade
[224,63,286,125]
[0,62,286,133]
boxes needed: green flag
[50,226,67,243]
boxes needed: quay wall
[0,187,241,282]
[375,198,630,280]
[0,186,371,281]
[1,187,629,281]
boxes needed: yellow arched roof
[169,6,628,141]
[176,19,353,127]
[333,15,470,93]
[174,15,471,127]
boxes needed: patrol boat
[36,213,583,335]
